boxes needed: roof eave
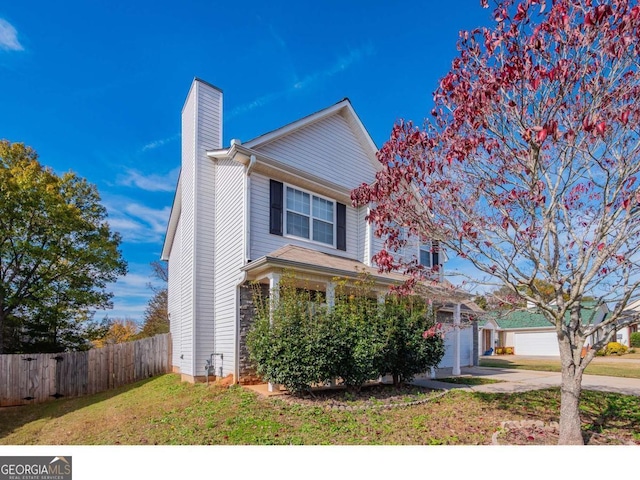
[160,174,182,261]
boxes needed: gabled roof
[161,96,382,261]
[479,301,606,329]
[243,98,380,172]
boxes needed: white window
[285,186,335,246]
[419,243,432,267]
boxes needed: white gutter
[245,154,257,263]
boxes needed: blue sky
[0,1,494,324]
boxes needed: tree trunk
[558,351,585,445]
[0,311,5,354]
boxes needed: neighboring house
[478,301,610,356]
[616,299,640,347]
[161,78,476,384]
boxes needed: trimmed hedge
[246,273,445,394]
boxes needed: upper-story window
[419,244,432,268]
[286,186,335,246]
[419,241,440,268]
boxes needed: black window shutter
[336,202,347,251]
[432,241,440,267]
[270,180,283,236]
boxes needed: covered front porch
[236,245,476,389]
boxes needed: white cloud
[228,43,375,119]
[94,264,166,323]
[0,19,23,51]
[117,167,179,192]
[142,133,180,152]
[293,44,375,91]
[124,203,171,234]
[104,197,171,244]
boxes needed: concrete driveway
[412,366,640,397]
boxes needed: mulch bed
[275,383,443,410]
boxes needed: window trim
[284,184,336,248]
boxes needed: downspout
[245,154,257,264]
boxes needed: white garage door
[514,332,559,356]
[438,327,474,368]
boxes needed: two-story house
[161,78,477,384]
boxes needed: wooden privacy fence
[0,333,171,407]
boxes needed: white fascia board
[161,174,182,261]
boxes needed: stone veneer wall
[238,283,269,384]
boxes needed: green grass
[1,373,638,445]
[479,355,640,379]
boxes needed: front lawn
[0,374,637,445]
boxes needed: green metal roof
[478,301,604,330]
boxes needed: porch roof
[241,244,406,286]
[241,244,476,306]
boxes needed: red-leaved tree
[352,0,640,445]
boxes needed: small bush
[630,332,640,348]
[604,342,628,356]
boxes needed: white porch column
[377,292,386,304]
[491,328,497,354]
[452,303,461,376]
[267,273,281,393]
[326,281,335,312]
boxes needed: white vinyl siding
[179,90,196,375]
[250,174,358,260]
[358,206,368,265]
[192,83,221,378]
[168,216,182,369]
[438,326,474,368]
[254,114,377,190]
[213,159,245,377]
[173,79,222,377]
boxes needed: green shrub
[604,342,628,356]
[328,280,385,389]
[378,299,444,386]
[630,332,640,348]
[246,272,447,394]
[246,275,336,394]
